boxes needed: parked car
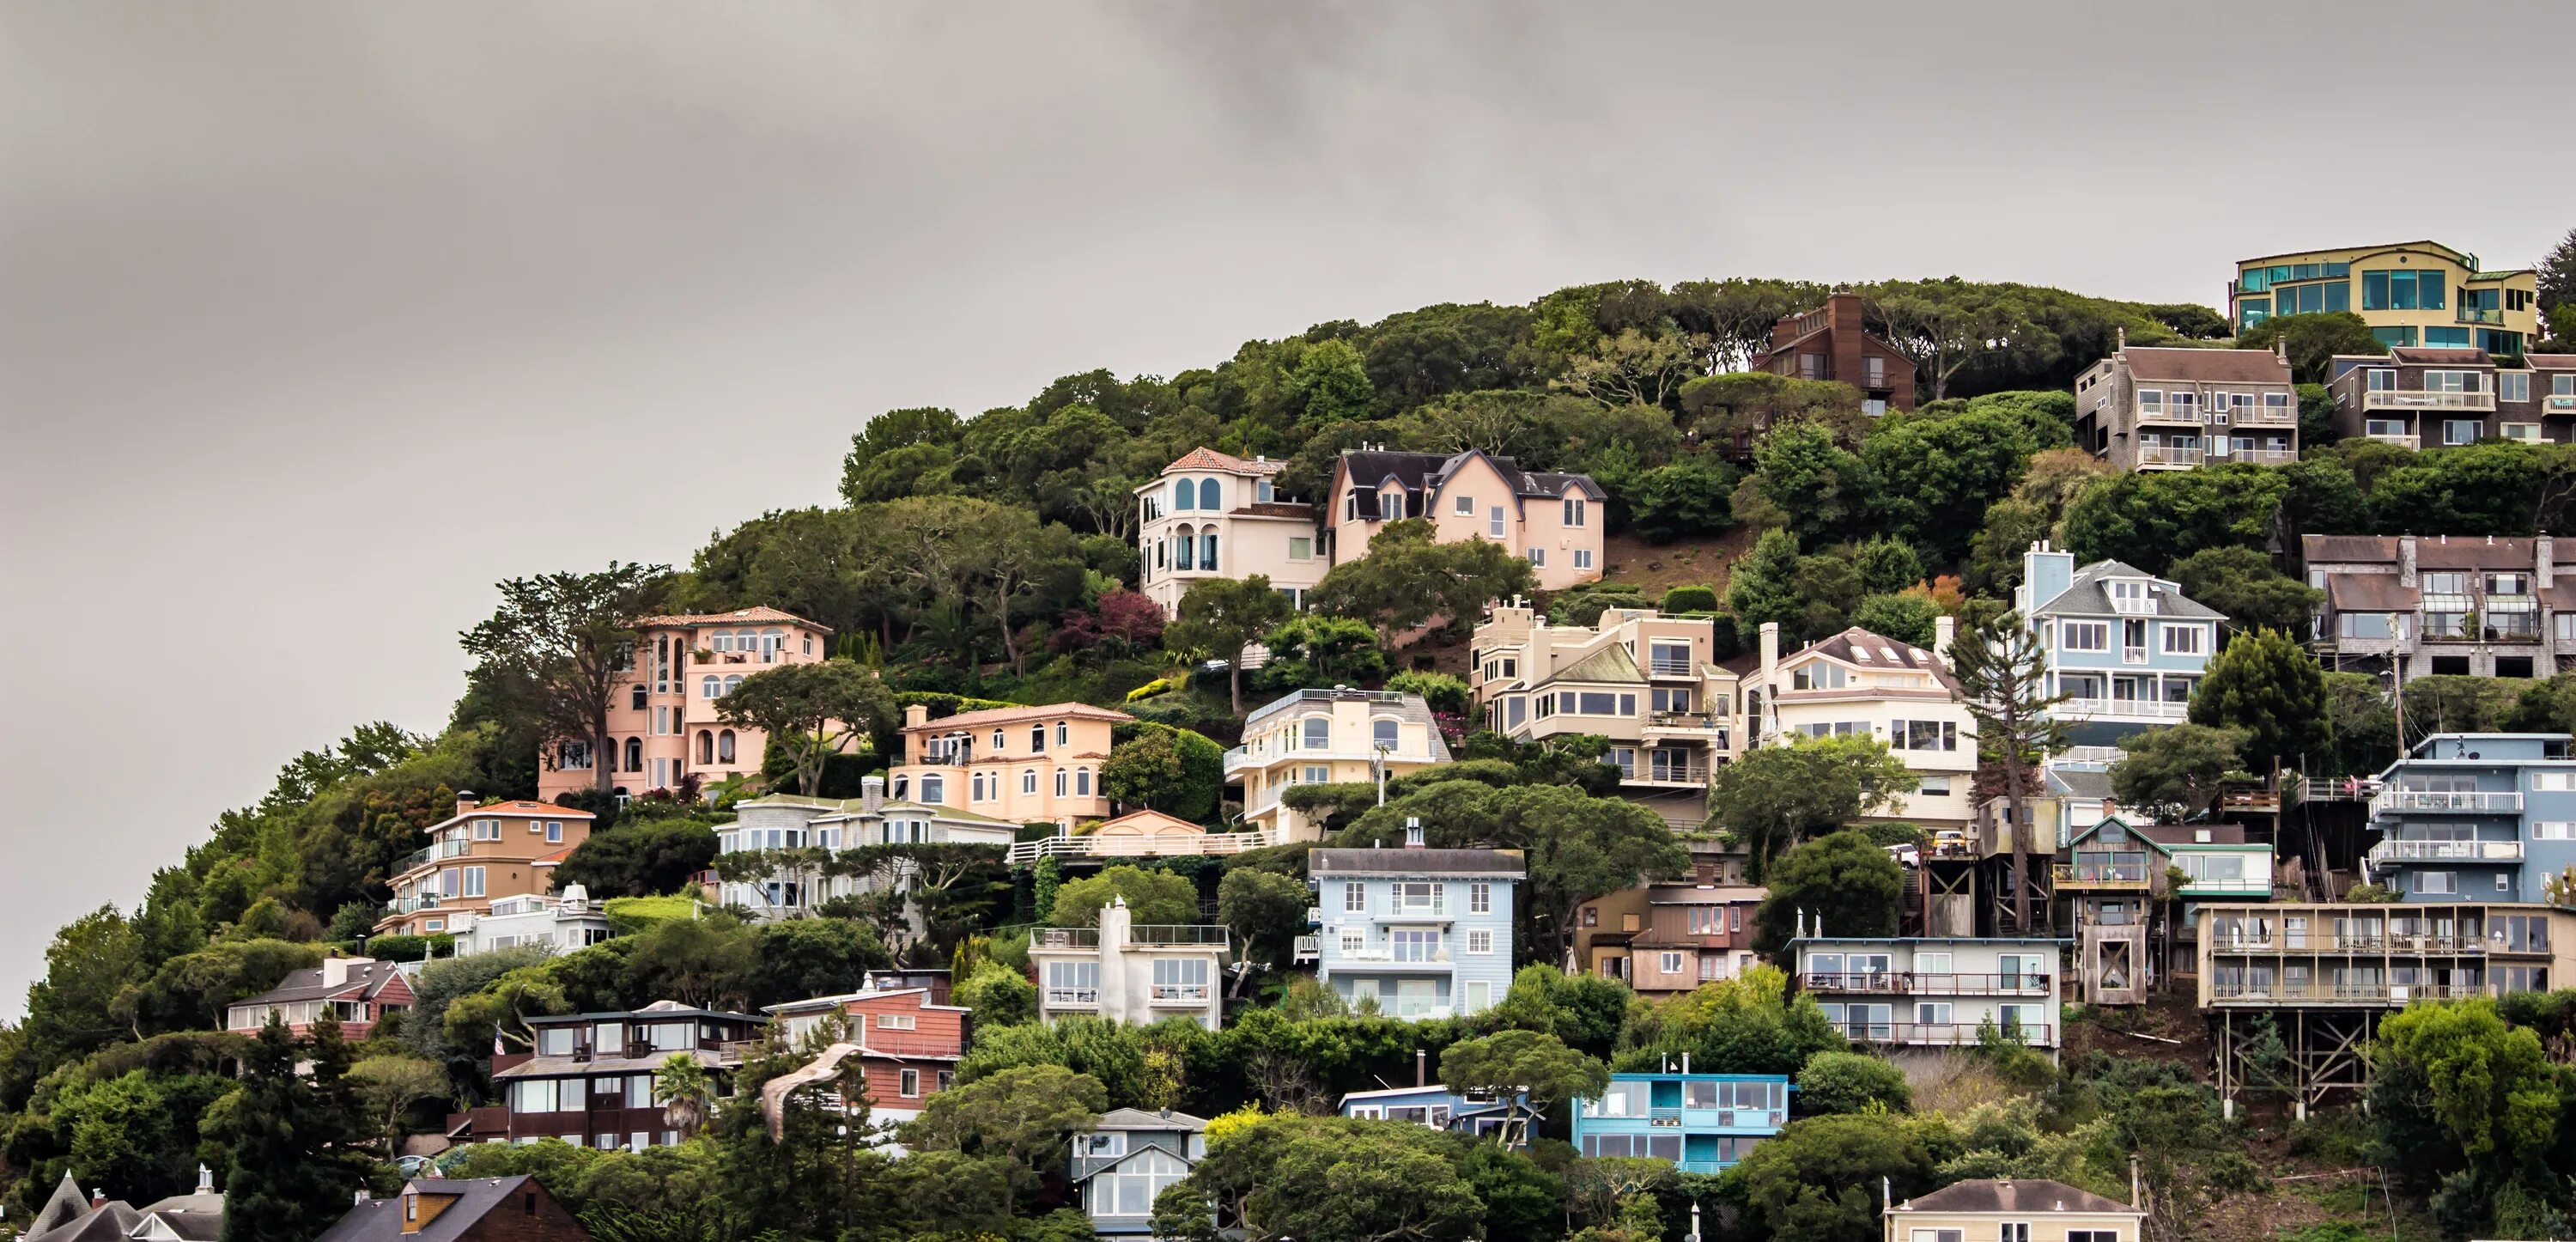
[1886,843,1921,868]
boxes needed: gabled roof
[314,1178,553,1242]
[27,1173,90,1239]
[1787,628,1954,691]
[38,1202,139,1242]
[1332,448,1604,520]
[1310,848,1526,879]
[2046,766,2115,801]
[233,959,410,1010]
[2064,816,2170,857]
[2032,561,2222,622]
[1552,643,1645,685]
[2115,346,2292,386]
[635,606,830,632]
[908,703,1133,732]
[1091,809,1206,837]
[1899,1178,2138,1216]
[1095,1106,1210,1131]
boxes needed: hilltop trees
[1706,736,1917,880]
[1168,575,1295,712]
[1309,519,1536,640]
[461,563,668,794]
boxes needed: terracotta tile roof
[909,703,1134,732]
[636,606,831,633]
[1163,447,1284,476]
[2116,346,2293,385]
[532,846,575,866]
[459,800,594,819]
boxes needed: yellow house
[1225,688,1453,842]
[887,702,1128,829]
[2231,240,2540,355]
[1885,1178,2144,1242]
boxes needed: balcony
[2134,403,2204,425]
[2549,396,2576,413]
[1840,1021,2054,1047]
[2367,838,2524,864]
[2364,432,2422,448]
[2458,307,2506,326]
[2053,862,2152,892]
[1150,983,1213,1005]
[2370,789,2522,815]
[385,894,449,915]
[2057,697,2190,721]
[1799,971,2053,997]
[1043,988,1098,1008]
[2208,979,2493,1006]
[2175,876,2273,897]
[2226,447,2297,465]
[2137,446,2205,467]
[2230,405,2300,427]
[398,840,475,874]
[1625,758,1713,787]
[1333,944,1454,965]
[2364,390,2495,412]
[1005,826,1281,866]
[1291,935,1320,963]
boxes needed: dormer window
[1791,662,1849,690]
[2109,581,2154,614]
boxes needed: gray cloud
[6,0,2572,1014]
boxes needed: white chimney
[861,775,885,813]
[1759,621,1781,676]
[197,1164,214,1194]
[1404,817,1425,849]
[1935,615,1957,664]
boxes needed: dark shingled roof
[235,959,410,1008]
[1310,848,1527,879]
[2387,347,2493,367]
[2326,575,2419,612]
[39,1203,140,1242]
[1901,1178,2138,1216]
[1336,448,1605,521]
[2117,347,2293,385]
[2303,534,2399,564]
[2031,560,2223,622]
[314,1178,562,1242]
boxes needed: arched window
[723,675,744,695]
[920,776,944,803]
[718,730,737,763]
[630,685,647,711]
[993,728,1007,752]
[1055,721,1069,747]
[1374,718,1400,750]
[1077,768,1093,796]
[623,737,642,771]
[1055,769,1068,797]
[762,629,784,661]
[1173,480,1194,511]
[1302,716,1331,749]
[1021,769,1038,795]
[1200,532,1218,572]
[1174,525,1195,570]
[697,731,714,764]
[1030,724,1047,752]
[1199,478,1222,509]
[892,775,910,800]
[701,675,720,698]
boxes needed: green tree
[2109,724,2253,823]
[1714,1112,1940,1242]
[1254,614,1390,691]
[2235,312,2385,384]
[1167,575,1295,713]
[460,562,667,795]
[1218,868,1312,976]
[1617,965,1844,1078]
[1705,735,1917,880]
[1309,519,1536,641]
[1103,729,1190,814]
[1168,1114,1488,1242]
[1291,339,1378,426]
[2320,672,2399,777]
[1794,1050,1911,1116]
[2541,226,2576,313]
[348,1055,449,1152]
[550,818,719,898]
[2062,465,2290,575]
[210,1013,368,1242]
[901,1064,1109,1189]
[1947,612,2067,932]
[2190,630,2329,770]
[1627,454,1741,543]
[1724,529,1807,638]
[1438,1029,1608,1148]
[2375,999,2559,1166]
[1386,669,1471,715]
[749,918,888,1007]
[1861,406,2066,563]
[954,960,1037,1026]
[1753,422,1865,542]
[1871,279,2059,400]
[714,661,899,798]
[1753,831,1904,956]
[1850,592,1940,647]
[1049,865,1200,928]
[2167,545,2323,637]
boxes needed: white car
[1885,843,1922,868]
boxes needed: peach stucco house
[1224,687,1453,842]
[537,606,834,803]
[887,702,1131,829]
[1136,448,1328,617]
[380,794,596,935]
[1323,448,1607,592]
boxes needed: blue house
[1306,843,1522,1020]
[2366,733,2576,903]
[1568,1071,1789,1172]
[1339,1085,1533,1146]
[2014,541,2225,746]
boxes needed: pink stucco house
[1322,448,1607,592]
[1135,448,1328,617]
[536,606,835,802]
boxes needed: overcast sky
[5,1,2572,1017]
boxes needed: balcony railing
[1839,1021,2054,1046]
[2207,930,2536,955]
[1800,971,2053,996]
[1336,946,1453,964]
[1005,827,1281,865]
[398,840,476,873]
[2054,862,2151,890]
[2176,875,2273,896]
[2457,307,2506,326]
[1643,711,1728,737]
[2209,980,2493,1005]
[2364,432,2422,449]
[1030,924,1230,949]
[2367,838,2525,863]
[1150,984,1212,1004]
[2364,390,2495,411]
[2229,406,2300,426]
[1291,935,1320,963]
[385,894,449,914]
[2057,697,2189,720]
[2134,404,2205,425]
[1647,658,1697,678]
[2138,446,2205,467]
[2549,395,2576,412]
[1625,758,1713,786]
[2224,447,2298,465]
[1043,988,1098,1007]
[2371,789,2522,815]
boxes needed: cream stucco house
[1136,448,1328,616]
[887,702,1129,829]
[1225,688,1453,842]
[1470,600,1740,825]
[1742,621,1978,828]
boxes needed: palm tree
[655,1052,712,1138]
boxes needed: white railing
[2135,404,2204,424]
[2055,746,2128,765]
[1044,988,1098,1007]
[2057,697,2189,719]
[2365,433,2422,449]
[2227,447,2297,464]
[1647,659,1696,677]
[2548,395,2576,412]
[1335,946,1452,964]
[2367,839,2524,863]
[1005,827,1282,866]
[2370,790,2522,815]
[2139,447,2205,466]
[1150,984,1212,1004]
[2366,390,2494,411]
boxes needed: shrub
[1795,1050,1911,1115]
[361,934,455,964]
[1125,676,1181,703]
[1388,670,1470,715]
[1660,585,1719,613]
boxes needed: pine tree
[1947,612,2068,933]
[217,1013,369,1242]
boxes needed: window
[919,776,944,803]
[2415,871,2457,895]
[2445,419,2482,446]
[2067,1233,2120,1242]
[1077,1131,1126,1159]
[701,675,720,698]
[2502,373,2532,402]
[1488,507,1505,538]
[1086,1149,1190,1220]
[1893,720,1958,752]
[1021,769,1038,795]
[1031,724,1047,752]
[1470,882,1491,914]
[1455,495,1474,515]
[2163,625,2205,655]
[1574,548,1593,569]
[1527,548,1546,568]
[1303,717,1331,749]
[2362,269,2445,311]
[1394,881,1442,913]
[546,820,564,843]
[462,867,485,898]
[1918,776,1953,796]
[1289,536,1313,560]
[1044,960,1100,1002]
[1199,478,1221,509]
[1997,1225,2031,1242]
[1173,480,1193,511]
[2061,622,2108,651]
[1467,929,1493,954]
[1563,496,1587,527]
[1345,881,1367,913]
[1465,981,1490,1012]
[1055,769,1068,797]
